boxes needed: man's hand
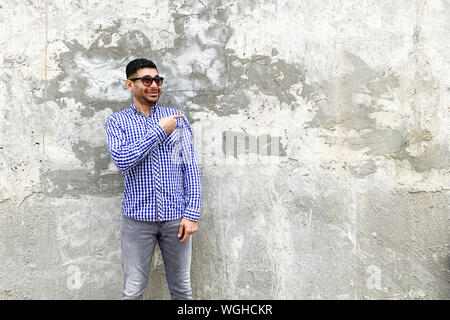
[158,114,184,134]
[178,218,198,243]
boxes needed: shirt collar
[130,101,158,115]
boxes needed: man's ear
[125,79,133,92]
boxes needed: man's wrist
[183,217,198,223]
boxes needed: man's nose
[150,80,158,88]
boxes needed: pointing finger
[172,114,184,119]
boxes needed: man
[105,58,202,300]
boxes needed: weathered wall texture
[0,0,449,299]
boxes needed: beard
[134,88,160,106]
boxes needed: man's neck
[133,99,155,117]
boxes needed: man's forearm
[182,164,202,221]
[107,120,167,172]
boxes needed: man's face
[126,67,162,106]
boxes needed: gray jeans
[120,215,193,300]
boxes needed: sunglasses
[129,76,164,86]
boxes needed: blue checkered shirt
[105,102,202,221]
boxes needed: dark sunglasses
[129,76,164,86]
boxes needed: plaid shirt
[105,102,202,221]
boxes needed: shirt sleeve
[105,115,167,173]
[179,116,202,221]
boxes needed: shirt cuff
[182,208,200,221]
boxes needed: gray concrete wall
[0,0,449,299]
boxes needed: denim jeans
[120,215,193,300]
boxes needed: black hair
[126,58,158,78]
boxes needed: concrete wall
[0,0,449,299]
